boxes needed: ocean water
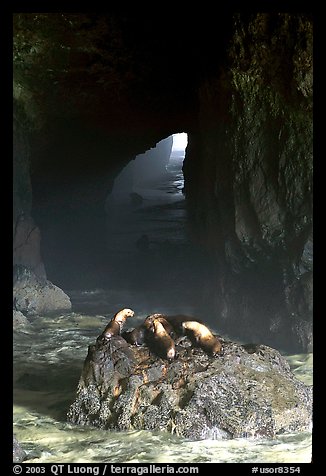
[13,306,312,464]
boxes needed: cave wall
[13,13,194,286]
[13,101,46,278]
[183,13,313,351]
[13,13,313,350]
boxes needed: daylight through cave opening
[103,132,200,315]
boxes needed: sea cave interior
[13,11,313,464]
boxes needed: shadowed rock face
[183,13,313,352]
[67,334,312,440]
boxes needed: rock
[67,334,312,440]
[129,192,143,206]
[13,435,27,463]
[13,214,46,279]
[183,14,313,352]
[13,309,30,329]
[13,109,47,281]
[286,271,313,352]
[13,265,71,316]
[135,234,150,252]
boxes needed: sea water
[13,302,312,464]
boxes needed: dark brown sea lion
[122,326,146,346]
[164,314,203,335]
[145,317,176,361]
[98,308,135,341]
[181,321,222,356]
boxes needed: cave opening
[99,131,212,316]
[35,129,213,319]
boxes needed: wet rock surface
[13,309,30,329]
[13,265,71,316]
[67,334,312,440]
[13,435,27,463]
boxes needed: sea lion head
[207,338,222,355]
[121,308,135,318]
[144,314,174,336]
[114,308,135,324]
[143,315,155,331]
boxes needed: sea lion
[122,326,146,346]
[182,321,222,356]
[164,314,204,335]
[145,318,176,361]
[98,308,135,341]
[144,314,175,337]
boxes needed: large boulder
[67,333,312,440]
[13,265,71,316]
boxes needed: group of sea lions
[97,308,222,361]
